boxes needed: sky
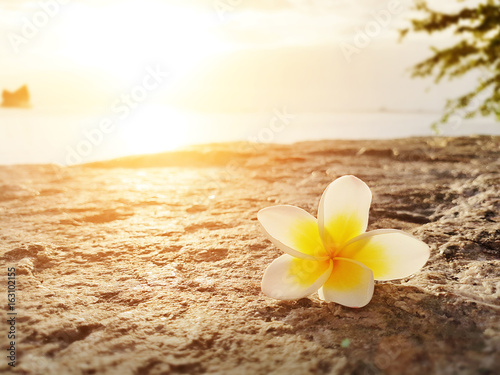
[0,0,486,113]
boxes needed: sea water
[0,105,498,165]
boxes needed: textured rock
[0,136,499,374]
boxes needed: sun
[57,0,228,85]
[115,104,190,156]
[50,0,229,158]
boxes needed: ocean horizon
[1,105,499,166]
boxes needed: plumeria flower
[258,175,430,308]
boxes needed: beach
[0,135,499,374]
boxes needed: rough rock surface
[0,136,499,375]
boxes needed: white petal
[338,229,430,281]
[318,258,374,308]
[258,205,328,260]
[318,175,372,253]
[262,254,333,300]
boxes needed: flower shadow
[251,283,491,374]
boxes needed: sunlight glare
[117,104,189,156]
[58,0,227,84]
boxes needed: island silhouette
[1,85,31,108]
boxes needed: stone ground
[0,136,499,375]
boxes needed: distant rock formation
[1,85,31,108]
